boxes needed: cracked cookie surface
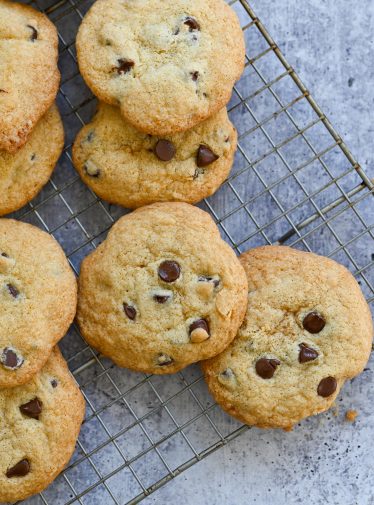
[0,0,60,152]
[0,347,85,503]
[0,104,64,216]
[76,0,245,135]
[77,203,248,374]
[202,246,373,430]
[0,220,77,387]
[73,103,236,208]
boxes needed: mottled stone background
[142,1,374,503]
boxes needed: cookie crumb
[345,410,358,423]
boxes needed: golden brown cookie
[73,103,236,208]
[0,0,60,152]
[0,347,85,503]
[0,104,64,216]
[203,246,373,430]
[0,219,77,387]
[77,203,248,374]
[76,0,245,135]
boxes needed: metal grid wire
[13,0,374,503]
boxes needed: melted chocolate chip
[158,261,181,283]
[197,145,219,167]
[51,379,58,388]
[317,376,337,397]
[157,354,174,366]
[7,283,19,298]
[115,58,135,74]
[189,319,210,335]
[153,291,172,304]
[1,252,8,257]
[154,140,176,162]
[123,303,137,321]
[303,312,326,334]
[27,25,38,41]
[6,459,30,478]
[299,343,319,363]
[191,71,199,81]
[184,16,200,31]
[20,397,43,420]
[255,358,280,379]
[1,348,23,370]
[198,276,220,288]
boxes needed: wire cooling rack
[13,0,374,503]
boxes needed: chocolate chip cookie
[77,203,248,374]
[0,104,64,216]
[0,0,60,153]
[203,246,373,430]
[72,103,236,208]
[0,347,85,503]
[76,0,245,135]
[0,219,77,387]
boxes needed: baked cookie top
[0,104,64,216]
[0,0,60,153]
[73,103,237,208]
[76,0,245,135]
[0,347,85,503]
[77,203,248,374]
[0,219,77,387]
[203,246,373,430]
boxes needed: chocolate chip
[317,376,337,397]
[154,140,176,162]
[1,252,8,257]
[123,303,137,321]
[255,358,280,379]
[20,397,43,420]
[86,131,95,143]
[189,319,210,335]
[299,343,319,363]
[153,290,172,304]
[158,261,181,283]
[184,16,200,31]
[30,153,36,161]
[191,71,199,81]
[303,312,326,334]
[198,276,220,288]
[197,145,219,167]
[1,348,24,370]
[6,459,30,478]
[27,25,38,41]
[221,368,234,379]
[51,379,58,388]
[157,354,174,366]
[7,283,19,298]
[115,58,135,75]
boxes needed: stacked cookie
[0,3,85,502]
[0,0,64,216]
[0,219,85,503]
[72,0,373,434]
[73,0,246,207]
